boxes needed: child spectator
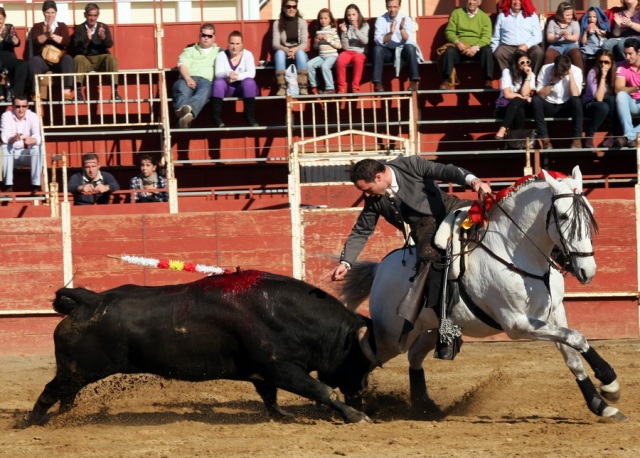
[130,154,168,203]
[336,4,369,94]
[308,8,341,94]
[494,50,537,140]
[544,2,583,73]
[580,7,610,66]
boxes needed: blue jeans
[616,91,640,142]
[274,49,308,71]
[307,54,338,89]
[172,76,211,118]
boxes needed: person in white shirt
[212,31,259,127]
[1,96,42,193]
[532,54,583,149]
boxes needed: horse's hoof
[600,381,621,403]
[602,406,627,421]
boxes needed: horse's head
[543,166,598,284]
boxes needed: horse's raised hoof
[600,380,621,403]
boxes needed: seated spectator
[583,50,618,151]
[543,2,583,74]
[373,0,421,92]
[603,0,640,62]
[212,31,259,127]
[308,8,341,94]
[491,0,544,76]
[172,23,219,128]
[130,154,167,203]
[272,0,309,96]
[580,7,610,67]
[0,7,29,101]
[494,50,537,140]
[439,0,493,90]
[73,3,121,101]
[68,153,120,205]
[28,0,75,100]
[533,54,583,149]
[1,96,42,193]
[336,3,369,94]
[614,38,640,147]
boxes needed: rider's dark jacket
[340,155,473,265]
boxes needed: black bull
[25,270,379,425]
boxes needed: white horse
[341,167,626,420]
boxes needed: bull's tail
[339,260,378,312]
[53,288,102,315]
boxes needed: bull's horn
[358,326,383,368]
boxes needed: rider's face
[355,173,388,197]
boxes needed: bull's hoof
[266,406,296,423]
[344,407,373,423]
[411,397,444,420]
[17,412,44,428]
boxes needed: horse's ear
[571,166,583,190]
[541,169,562,193]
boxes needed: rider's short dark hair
[349,159,385,183]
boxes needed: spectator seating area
[1,13,637,215]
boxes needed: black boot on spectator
[112,85,123,102]
[244,98,259,127]
[212,97,225,128]
[76,84,84,101]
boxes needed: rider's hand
[332,263,349,281]
[471,178,492,195]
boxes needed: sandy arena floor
[1,339,638,457]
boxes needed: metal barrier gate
[287,93,417,280]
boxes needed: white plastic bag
[285,64,299,96]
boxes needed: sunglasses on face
[518,60,531,66]
[598,60,612,65]
[14,105,28,108]
[285,5,297,9]
[200,33,214,38]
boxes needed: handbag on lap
[41,44,65,65]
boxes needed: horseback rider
[331,156,492,359]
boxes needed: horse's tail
[339,260,379,312]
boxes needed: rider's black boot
[428,265,462,360]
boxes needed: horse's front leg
[504,312,626,420]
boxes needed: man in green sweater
[172,23,220,128]
[438,0,493,90]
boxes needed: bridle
[547,193,597,262]
[470,186,597,283]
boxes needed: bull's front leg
[23,377,62,426]
[269,364,372,423]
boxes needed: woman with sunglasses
[272,0,309,95]
[582,49,618,150]
[494,49,537,140]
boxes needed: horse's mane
[490,173,599,240]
